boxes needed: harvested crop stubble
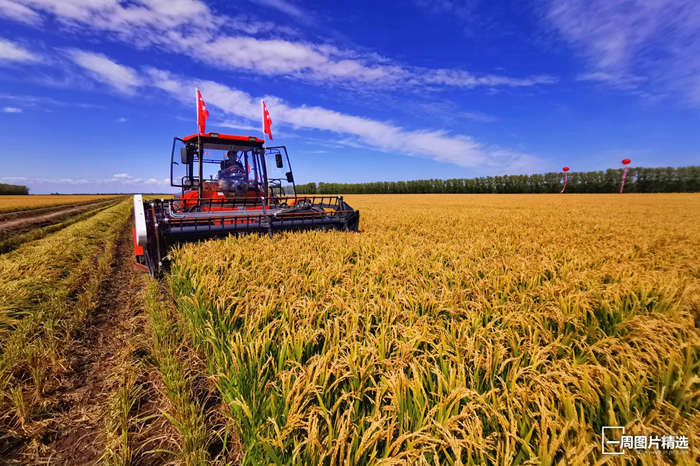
[0,200,131,451]
[0,200,131,341]
[0,194,119,213]
[0,199,121,254]
[170,194,700,464]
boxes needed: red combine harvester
[133,132,360,275]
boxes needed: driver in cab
[218,150,248,196]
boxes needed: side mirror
[275,153,284,168]
[286,171,294,183]
[180,145,195,164]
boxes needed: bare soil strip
[0,197,121,220]
[0,202,119,255]
[0,199,119,234]
[4,225,177,464]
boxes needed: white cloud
[6,0,555,90]
[2,106,22,113]
[250,0,307,20]
[217,119,263,133]
[142,65,538,170]
[545,0,700,104]
[116,116,127,123]
[110,173,170,184]
[152,32,555,89]
[1,174,171,193]
[184,36,402,85]
[0,38,40,62]
[575,71,648,90]
[16,0,212,30]
[67,49,143,93]
[80,61,537,169]
[460,111,496,123]
[0,0,41,24]
[0,93,104,109]
[58,177,89,184]
[421,69,557,88]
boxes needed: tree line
[0,183,29,195]
[296,166,699,194]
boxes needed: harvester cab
[133,132,360,276]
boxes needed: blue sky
[0,0,699,193]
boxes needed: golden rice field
[0,194,119,213]
[170,194,699,464]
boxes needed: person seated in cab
[218,151,248,196]
[220,150,244,172]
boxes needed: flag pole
[620,158,631,193]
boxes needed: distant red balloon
[562,166,570,172]
[622,158,631,165]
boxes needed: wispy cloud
[2,106,22,113]
[0,175,167,185]
[0,93,104,109]
[545,0,700,105]
[186,36,404,85]
[575,71,648,91]
[0,0,41,25]
[62,57,539,170]
[420,69,557,88]
[5,0,555,91]
[108,173,170,185]
[1,174,172,193]
[66,49,143,94]
[17,0,213,31]
[249,0,307,20]
[116,116,127,123]
[0,38,41,63]
[216,119,263,133]
[460,111,496,123]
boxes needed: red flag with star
[262,99,273,140]
[196,88,209,135]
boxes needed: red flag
[262,99,273,140]
[196,88,209,135]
